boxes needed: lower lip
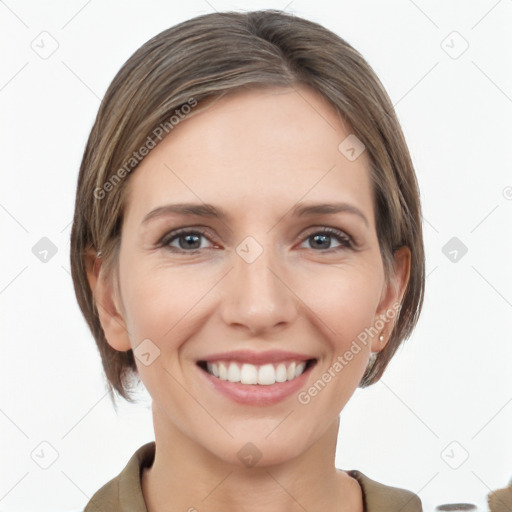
[197,361,315,406]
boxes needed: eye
[299,227,354,251]
[158,226,354,254]
[160,228,216,252]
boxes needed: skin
[86,84,410,512]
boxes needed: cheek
[120,253,383,352]
[119,266,198,393]
[119,256,205,340]
[294,264,383,344]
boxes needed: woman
[71,9,425,511]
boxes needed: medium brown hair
[70,9,425,404]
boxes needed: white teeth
[275,363,287,382]
[240,363,258,384]
[286,362,296,380]
[218,362,228,380]
[258,364,276,385]
[227,362,241,383]
[207,362,220,377]
[203,360,309,385]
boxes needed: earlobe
[371,246,411,354]
[84,247,132,352]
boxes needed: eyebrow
[293,202,369,228]
[141,203,227,226]
[141,201,369,228]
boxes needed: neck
[141,405,362,512]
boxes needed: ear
[371,245,411,354]
[84,247,132,352]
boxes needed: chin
[204,431,311,469]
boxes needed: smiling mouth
[197,358,317,385]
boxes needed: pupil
[178,233,332,250]
[312,234,330,249]
[181,234,200,249]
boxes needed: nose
[218,241,299,336]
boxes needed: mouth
[196,358,317,385]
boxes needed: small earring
[379,333,384,342]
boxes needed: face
[91,85,409,467]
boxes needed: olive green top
[84,441,423,511]
[487,483,512,512]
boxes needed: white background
[1,1,511,511]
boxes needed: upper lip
[197,350,315,365]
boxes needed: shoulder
[84,441,156,512]
[487,483,512,512]
[346,469,423,512]
[84,478,119,511]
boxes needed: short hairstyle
[70,9,425,404]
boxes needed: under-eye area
[196,358,318,385]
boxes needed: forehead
[123,85,374,226]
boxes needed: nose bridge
[220,234,297,334]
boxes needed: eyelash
[158,226,355,254]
